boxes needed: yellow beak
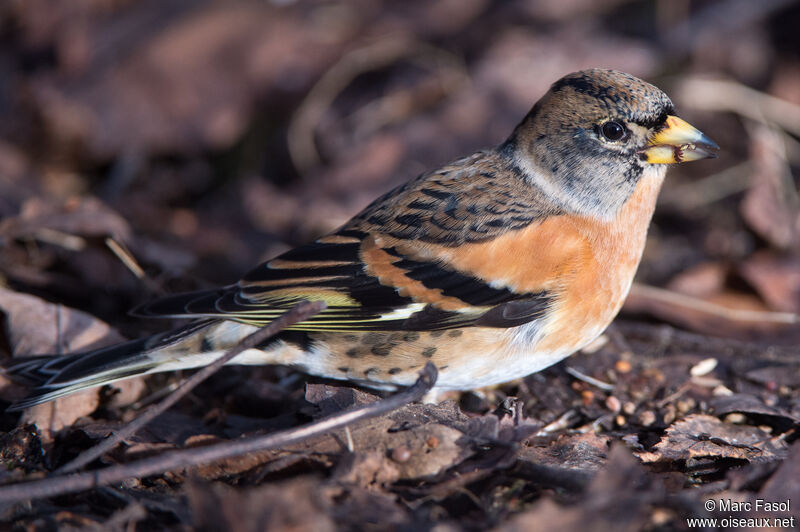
[639,115,719,164]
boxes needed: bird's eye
[599,121,627,142]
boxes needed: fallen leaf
[710,393,799,424]
[740,124,799,250]
[0,287,143,439]
[333,451,400,489]
[187,477,335,532]
[500,445,657,532]
[0,196,132,243]
[637,414,787,464]
[30,3,348,159]
[758,443,800,506]
[745,365,800,388]
[666,261,728,298]
[739,251,800,312]
[518,432,610,472]
[624,283,795,340]
[0,287,121,358]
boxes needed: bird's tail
[3,320,260,411]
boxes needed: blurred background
[0,0,799,343]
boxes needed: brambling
[6,69,718,409]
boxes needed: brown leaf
[740,124,799,250]
[637,414,787,463]
[0,196,132,243]
[0,287,143,439]
[518,432,610,472]
[759,443,800,507]
[333,451,400,488]
[710,393,799,424]
[624,283,795,340]
[285,401,473,481]
[740,251,800,312]
[187,477,335,532]
[0,287,121,358]
[30,3,347,159]
[745,365,800,388]
[304,381,382,417]
[666,261,728,298]
[501,445,655,532]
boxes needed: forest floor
[0,1,799,530]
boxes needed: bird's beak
[639,115,719,164]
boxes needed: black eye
[600,121,627,142]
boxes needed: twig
[33,228,86,251]
[105,237,146,280]
[676,76,800,137]
[627,283,798,325]
[105,237,164,295]
[0,363,437,504]
[56,300,327,474]
[565,366,615,392]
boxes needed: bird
[4,68,718,410]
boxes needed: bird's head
[506,68,718,218]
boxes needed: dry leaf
[637,414,787,463]
[501,445,655,532]
[30,3,347,159]
[740,124,799,250]
[740,251,800,313]
[187,477,335,532]
[0,287,143,439]
[0,196,132,243]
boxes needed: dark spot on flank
[362,333,382,345]
[439,365,449,370]
[364,367,379,377]
[448,330,463,338]
[408,364,420,370]
[337,367,350,373]
[403,332,420,342]
[346,348,360,358]
[371,344,392,357]
[343,334,359,343]
[388,368,402,375]
[422,347,437,358]
[430,331,444,338]
[200,337,214,352]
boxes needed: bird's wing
[134,152,568,332]
[348,152,561,246]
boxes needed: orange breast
[436,170,666,350]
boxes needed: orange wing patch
[360,236,471,311]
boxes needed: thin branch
[628,283,798,325]
[565,366,615,392]
[677,75,800,137]
[56,300,327,474]
[0,363,437,504]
